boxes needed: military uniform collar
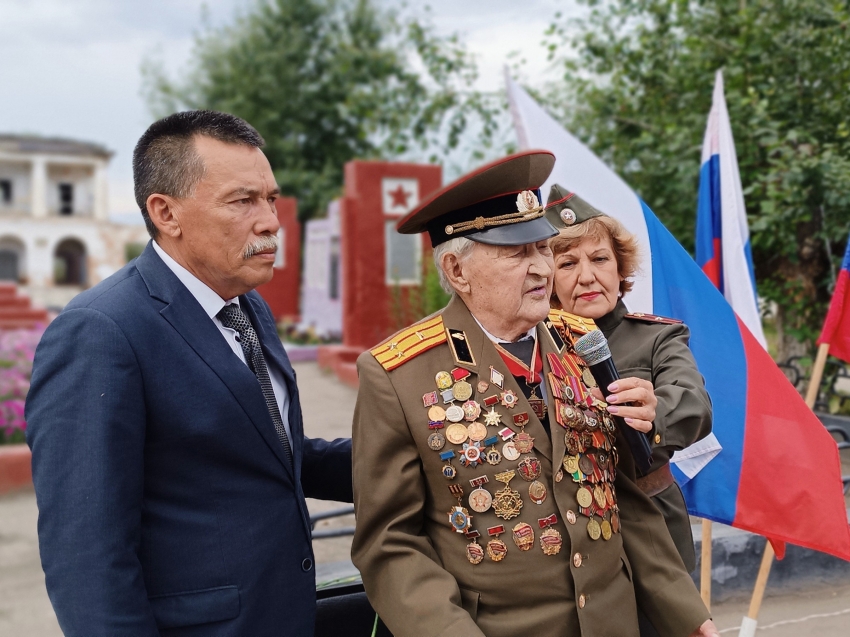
[595,298,629,337]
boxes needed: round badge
[563,455,580,475]
[502,441,520,461]
[555,469,564,483]
[452,380,473,402]
[576,486,594,509]
[462,400,481,422]
[594,485,607,509]
[600,519,613,541]
[540,527,563,555]
[427,405,446,423]
[467,421,487,442]
[445,405,465,423]
[485,447,502,465]
[587,518,602,541]
[427,432,446,451]
[468,487,493,513]
[584,412,599,430]
[512,522,535,551]
[611,511,621,533]
[564,385,575,401]
[500,390,518,409]
[517,456,542,481]
[565,431,581,455]
[578,454,594,475]
[436,371,453,390]
[466,541,485,564]
[560,208,576,225]
[566,510,577,525]
[528,480,547,504]
[442,464,457,480]
[476,380,489,394]
[446,423,469,445]
[487,538,508,562]
[514,431,535,454]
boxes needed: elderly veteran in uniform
[545,185,712,580]
[351,151,718,637]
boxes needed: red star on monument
[388,184,412,209]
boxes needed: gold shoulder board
[370,315,447,371]
[548,308,597,335]
[624,312,683,325]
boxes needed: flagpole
[738,342,830,636]
[700,519,712,609]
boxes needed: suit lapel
[135,244,295,482]
[440,297,552,462]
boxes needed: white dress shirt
[153,241,292,440]
[472,315,547,403]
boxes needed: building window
[385,220,421,285]
[329,237,340,300]
[0,180,11,204]
[58,183,74,215]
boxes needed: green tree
[143,0,497,221]
[543,0,850,358]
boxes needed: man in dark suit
[26,110,352,637]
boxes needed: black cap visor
[466,216,558,246]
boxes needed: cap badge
[560,208,576,225]
[516,190,540,212]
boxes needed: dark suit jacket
[26,242,352,637]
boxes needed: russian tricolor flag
[507,75,850,561]
[818,235,850,364]
[696,70,767,348]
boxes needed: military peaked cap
[397,150,558,246]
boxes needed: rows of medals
[423,351,622,566]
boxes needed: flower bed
[0,326,44,445]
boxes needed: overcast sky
[0,0,576,218]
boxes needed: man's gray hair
[433,237,476,294]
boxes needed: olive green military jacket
[352,296,709,637]
[597,301,712,572]
[596,300,713,470]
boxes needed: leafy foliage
[543,0,850,351]
[142,0,497,221]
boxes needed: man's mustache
[243,235,279,259]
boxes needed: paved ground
[2,361,849,636]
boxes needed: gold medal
[453,380,473,402]
[487,538,507,561]
[514,430,535,454]
[605,483,615,507]
[484,407,502,427]
[540,527,563,555]
[466,539,484,564]
[502,441,520,461]
[563,455,579,474]
[427,405,446,422]
[512,522,535,551]
[576,486,593,509]
[493,470,523,520]
[593,485,607,509]
[582,367,597,388]
[467,421,487,442]
[427,432,446,451]
[601,519,612,540]
[528,480,547,504]
[446,423,469,445]
[436,371,453,390]
[468,487,493,513]
[587,517,602,540]
[445,404,465,423]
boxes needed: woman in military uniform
[545,185,713,629]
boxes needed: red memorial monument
[256,197,301,322]
[317,160,441,385]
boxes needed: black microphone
[573,329,654,477]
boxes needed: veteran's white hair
[433,236,476,294]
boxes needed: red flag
[818,235,850,363]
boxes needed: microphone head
[573,329,612,365]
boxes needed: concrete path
[2,361,849,636]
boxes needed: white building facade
[0,135,149,308]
